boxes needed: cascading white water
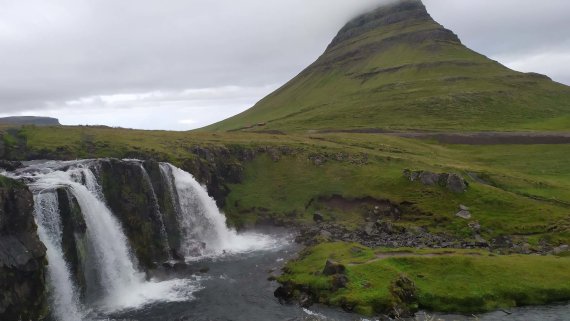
[64,168,146,306]
[33,191,86,321]
[4,159,281,320]
[11,161,200,318]
[162,164,278,258]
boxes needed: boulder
[404,170,468,193]
[419,171,440,186]
[323,259,346,276]
[319,230,333,240]
[298,292,313,308]
[447,174,468,193]
[553,245,569,255]
[331,274,349,290]
[0,161,22,172]
[389,274,418,318]
[474,235,489,247]
[364,222,377,236]
[468,221,481,232]
[456,205,472,219]
[376,220,394,234]
[455,210,472,220]
[313,212,324,223]
[274,283,294,303]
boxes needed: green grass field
[279,242,570,315]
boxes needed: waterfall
[3,159,279,320]
[34,191,86,321]
[161,163,277,258]
[64,169,146,306]
[13,161,199,317]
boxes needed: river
[109,236,569,321]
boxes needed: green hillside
[204,0,570,132]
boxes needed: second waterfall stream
[6,159,280,321]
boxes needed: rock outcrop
[57,188,89,297]
[97,159,175,269]
[0,177,48,320]
[403,169,469,193]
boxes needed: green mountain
[204,0,570,132]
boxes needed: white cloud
[1,85,279,130]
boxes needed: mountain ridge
[203,0,570,132]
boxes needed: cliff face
[57,188,89,298]
[0,177,48,320]
[97,159,174,269]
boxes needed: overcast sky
[0,0,569,130]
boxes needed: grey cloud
[0,0,568,129]
[424,0,570,84]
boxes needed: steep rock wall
[0,177,48,320]
[97,159,171,269]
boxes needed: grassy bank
[279,242,570,315]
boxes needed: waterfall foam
[34,191,86,321]
[5,159,280,320]
[13,161,200,317]
[163,164,279,258]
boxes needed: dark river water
[98,233,569,321]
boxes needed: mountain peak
[317,0,461,71]
[328,0,450,50]
[204,1,570,132]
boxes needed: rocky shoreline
[296,218,566,255]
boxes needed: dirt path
[318,129,570,145]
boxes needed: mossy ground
[279,242,570,315]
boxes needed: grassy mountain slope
[204,0,570,132]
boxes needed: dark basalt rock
[274,282,295,303]
[331,274,349,290]
[98,159,171,270]
[404,169,469,193]
[389,274,419,317]
[298,292,313,308]
[0,160,23,172]
[0,177,48,320]
[142,160,183,259]
[323,259,346,276]
[57,188,88,298]
[313,212,324,223]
